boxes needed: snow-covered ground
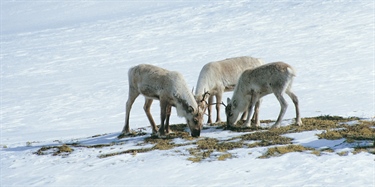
[1,1,374,186]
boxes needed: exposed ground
[34,116,375,162]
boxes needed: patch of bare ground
[34,116,374,161]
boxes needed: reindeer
[120,64,203,138]
[195,56,264,125]
[225,62,302,128]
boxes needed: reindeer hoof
[156,131,167,138]
[118,132,130,139]
[242,120,251,128]
[270,124,280,129]
[295,120,303,126]
[251,122,260,127]
[242,123,251,128]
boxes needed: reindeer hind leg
[286,90,302,126]
[122,89,140,134]
[272,92,288,128]
[144,98,158,134]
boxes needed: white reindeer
[225,62,302,128]
[120,64,203,137]
[195,56,264,125]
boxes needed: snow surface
[1,0,374,186]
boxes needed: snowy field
[1,0,374,186]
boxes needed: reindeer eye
[193,119,198,123]
[229,112,233,116]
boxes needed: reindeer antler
[211,101,227,107]
[200,91,210,105]
[221,101,227,107]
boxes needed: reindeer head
[225,98,240,128]
[175,92,204,137]
[185,106,204,137]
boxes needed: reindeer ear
[233,99,237,108]
[188,106,195,113]
[227,98,231,104]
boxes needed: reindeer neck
[232,85,249,113]
[173,86,197,117]
[195,72,214,97]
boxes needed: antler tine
[211,101,227,107]
[201,91,210,102]
[202,100,209,105]
[221,101,227,107]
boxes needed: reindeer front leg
[158,101,168,137]
[215,93,222,123]
[251,99,262,127]
[244,91,258,127]
[165,105,173,134]
[207,95,214,124]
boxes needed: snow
[1,0,374,186]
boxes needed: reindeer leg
[206,95,213,124]
[144,98,158,134]
[122,89,139,134]
[272,93,288,128]
[286,90,302,126]
[244,92,258,127]
[165,105,173,134]
[215,93,222,123]
[158,101,167,137]
[240,111,248,122]
[251,98,262,127]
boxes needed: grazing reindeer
[225,62,302,128]
[195,56,264,124]
[120,64,203,137]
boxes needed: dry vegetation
[34,116,375,161]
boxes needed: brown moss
[241,131,293,147]
[98,148,153,158]
[317,123,375,141]
[317,130,344,140]
[259,145,313,158]
[35,116,375,160]
[218,153,233,161]
[34,144,73,156]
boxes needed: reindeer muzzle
[191,129,201,137]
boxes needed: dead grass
[242,131,293,147]
[317,122,375,141]
[186,138,245,162]
[34,116,374,161]
[259,145,313,158]
[34,144,73,156]
[218,153,233,161]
